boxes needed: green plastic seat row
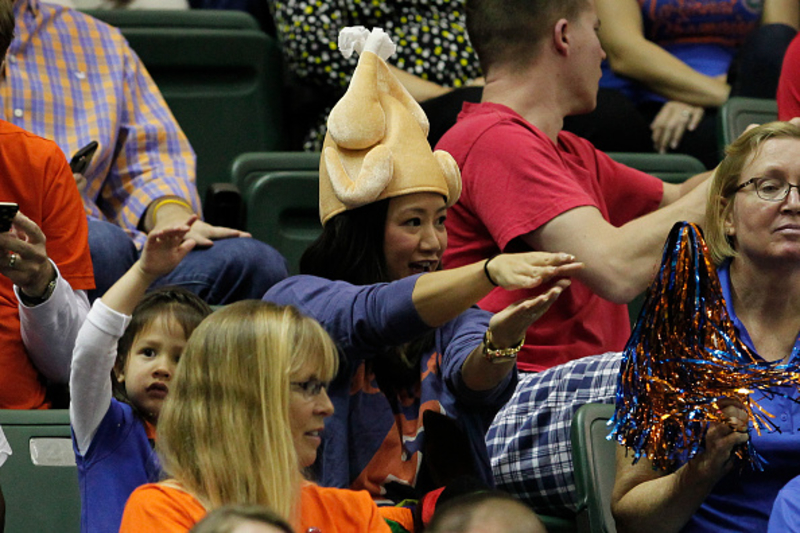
[83,9,286,198]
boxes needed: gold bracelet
[482,328,524,363]
[151,198,193,227]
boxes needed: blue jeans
[87,218,288,304]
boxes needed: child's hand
[138,216,197,280]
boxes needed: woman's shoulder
[121,482,206,533]
[300,484,396,532]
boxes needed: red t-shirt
[0,120,94,408]
[437,103,663,371]
[778,33,800,121]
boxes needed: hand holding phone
[0,203,19,233]
[69,141,99,175]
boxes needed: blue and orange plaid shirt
[2,0,199,247]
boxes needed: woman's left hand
[485,252,583,291]
[0,212,56,298]
[651,101,705,154]
[487,279,571,348]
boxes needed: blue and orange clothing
[600,0,763,104]
[264,274,517,500]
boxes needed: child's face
[117,315,186,424]
[289,364,334,468]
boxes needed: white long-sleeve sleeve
[0,425,10,467]
[69,299,131,456]
[17,260,91,384]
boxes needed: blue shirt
[74,399,160,533]
[264,274,517,500]
[683,261,800,532]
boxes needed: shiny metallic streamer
[610,222,800,471]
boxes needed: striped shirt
[2,0,198,247]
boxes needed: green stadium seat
[571,403,617,533]
[84,10,285,198]
[718,97,778,150]
[0,409,79,533]
[244,170,321,276]
[606,152,708,182]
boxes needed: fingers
[7,212,45,246]
[651,102,703,153]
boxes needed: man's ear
[553,18,570,55]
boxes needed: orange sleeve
[300,484,395,532]
[119,483,206,533]
[40,144,94,290]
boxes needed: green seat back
[245,170,322,275]
[606,152,708,183]
[85,10,285,196]
[0,409,79,533]
[718,97,778,150]
[232,151,321,191]
[571,403,617,533]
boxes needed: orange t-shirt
[0,121,94,409]
[119,482,413,532]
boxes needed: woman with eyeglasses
[120,301,410,532]
[612,121,800,533]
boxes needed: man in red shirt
[437,0,712,371]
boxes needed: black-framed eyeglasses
[290,378,329,399]
[735,177,800,202]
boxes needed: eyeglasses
[290,378,329,399]
[735,177,800,202]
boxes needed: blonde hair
[706,121,800,265]
[157,300,339,522]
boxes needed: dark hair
[0,0,14,58]
[112,286,212,405]
[190,504,293,533]
[300,198,435,402]
[466,0,589,75]
[300,199,390,285]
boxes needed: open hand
[485,251,583,291]
[487,279,571,347]
[651,101,704,154]
[138,217,198,279]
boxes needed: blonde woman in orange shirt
[120,301,412,532]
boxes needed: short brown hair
[0,0,13,58]
[465,0,589,75]
[706,121,800,264]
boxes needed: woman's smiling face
[383,192,448,281]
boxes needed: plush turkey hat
[318,26,462,225]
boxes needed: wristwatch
[19,276,57,307]
[482,328,524,364]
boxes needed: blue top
[73,399,161,533]
[682,261,800,532]
[600,0,762,104]
[768,475,800,532]
[264,274,517,499]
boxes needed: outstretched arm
[525,175,711,304]
[460,279,571,391]
[412,251,582,327]
[70,222,196,455]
